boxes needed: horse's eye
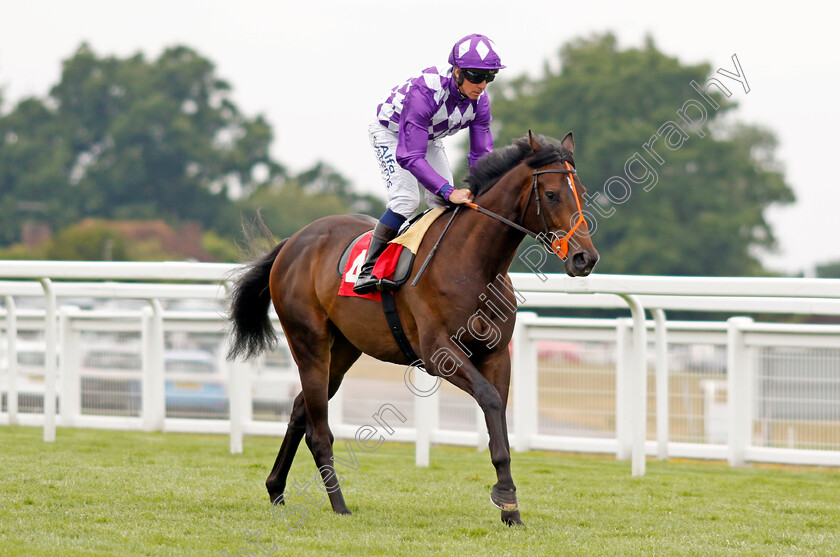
[545,191,557,201]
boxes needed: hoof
[269,493,285,506]
[490,485,518,512]
[501,509,523,526]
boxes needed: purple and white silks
[374,66,494,199]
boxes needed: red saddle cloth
[337,231,404,301]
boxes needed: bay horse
[227,132,598,526]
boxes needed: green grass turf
[1,425,839,556]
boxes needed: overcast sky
[1,0,837,275]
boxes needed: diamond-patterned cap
[448,34,505,70]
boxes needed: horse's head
[517,132,599,276]
[466,131,599,277]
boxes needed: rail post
[40,278,56,442]
[58,306,81,426]
[615,318,633,461]
[512,312,538,452]
[4,295,18,424]
[727,316,753,466]
[653,309,669,460]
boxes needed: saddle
[335,231,415,299]
[336,208,446,300]
[336,208,449,366]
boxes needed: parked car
[0,341,53,413]
[5,338,288,420]
[80,345,143,414]
[536,340,583,363]
[164,299,226,314]
[165,349,228,417]
[81,346,228,418]
[250,335,300,417]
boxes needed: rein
[465,161,585,259]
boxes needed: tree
[42,223,129,261]
[297,162,385,216]
[0,43,386,258]
[0,97,78,244]
[238,180,354,241]
[0,43,284,242]
[480,34,794,276]
[816,261,840,279]
[236,163,385,242]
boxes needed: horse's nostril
[573,252,588,269]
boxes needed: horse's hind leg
[286,317,360,515]
[265,333,360,508]
[266,392,307,505]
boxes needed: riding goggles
[461,68,498,84]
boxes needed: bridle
[465,160,587,259]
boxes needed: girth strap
[380,290,422,366]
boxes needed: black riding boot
[353,222,397,294]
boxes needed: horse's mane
[466,134,575,197]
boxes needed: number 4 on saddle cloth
[337,208,447,302]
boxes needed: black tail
[227,239,287,361]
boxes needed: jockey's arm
[395,88,455,200]
[467,95,494,172]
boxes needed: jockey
[353,33,505,294]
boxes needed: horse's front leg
[478,347,521,525]
[476,377,521,525]
[476,348,522,525]
[426,339,522,526]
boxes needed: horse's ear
[561,132,575,154]
[528,130,542,152]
